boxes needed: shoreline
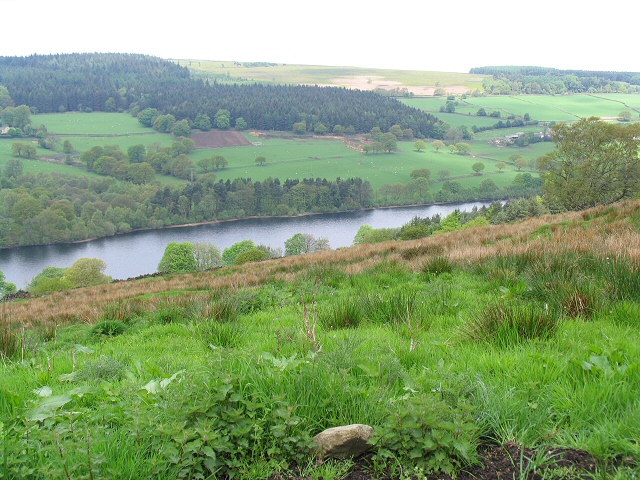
[0,199,500,251]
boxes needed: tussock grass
[460,303,559,347]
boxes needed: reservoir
[0,202,489,289]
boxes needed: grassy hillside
[181,60,488,91]
[2,199,640,478]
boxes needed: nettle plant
[371,390,478,477]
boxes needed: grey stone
[312,424,374,459]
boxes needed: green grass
[3,206,640,477]
[403,93,640,123]
[35,112,151,135]
[197,136,529,189]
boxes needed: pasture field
[425,111,498,129]
[35,112,151,135]
[594,93,640,111]
[192,135,528,189]
[403,93,640,122]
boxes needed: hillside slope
[2,199,640,479]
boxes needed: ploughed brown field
[190,130,252,148]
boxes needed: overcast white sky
[1,0,638,73]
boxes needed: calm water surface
[0,202,489,288]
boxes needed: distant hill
[0,53,443,137]
[470,66,640,94]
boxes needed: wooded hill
[470,65,640,95]
[0,53,443,138]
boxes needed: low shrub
[400,243,445,260]
[371,392,478,477]
[305,265,348,288]
[99,300,145,323]
[604,256,640,301]
[560,283,602,319]
[363,290,418,326]
[607,301,640,327]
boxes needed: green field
[191,136,528,189]
[402,93,640,122]
[35,112,151,135]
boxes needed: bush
[64,258,111,288]
[158,242,197,273]
[100,300,145,323]
[363,290,419,326]
[151,305,187,324]
[371,393,478,476]
[222,240,255,265]
[233,247,268,265]
[202,298,240,323]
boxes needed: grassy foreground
[2,200,640,478]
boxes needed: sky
[1,0,639,74]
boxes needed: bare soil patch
[314,75,470,96]
[272,442,633,479]
[190,130,252,148]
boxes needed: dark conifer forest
[0,53,443,137]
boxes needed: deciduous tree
[0,269,16,298]
[64,258,111,287]
[514,157,528,171]
[540,117,640,210]
[235,117,248,130]
[158,242,197,273]
[431,140,445,153]
[410,168,431,180]
[471,162,485,175]
[193,242,222,270]
[414,140,427,152]
[284,233,330,256]
[222,240,255,265]
[214,109,231,129]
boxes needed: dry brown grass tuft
[5,199,640,328]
